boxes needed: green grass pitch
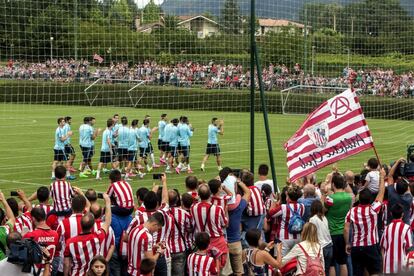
[0,103,413,196]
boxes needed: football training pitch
[0,103,413,195]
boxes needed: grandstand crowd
[1,59,414,97]
[1,154,414,275]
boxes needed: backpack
[287,204,305,234]
[7,238,43,276]
[297,244,325,276]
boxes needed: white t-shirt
[309,215,332,248]
[223,175,237,204]
[365,171,379,193]
[254,179,274,193]
[0,259,32,275]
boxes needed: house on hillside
[257,19,310,36]
[177,15,219,39]
[135,17,165,33]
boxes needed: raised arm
[102,193,112,234]
[238,181,251,202]
[375,168,386,203]
[0,191,15,227]
[387,157,405,184]
[17,190,32,212]
[161,174,168,205]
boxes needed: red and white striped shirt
[23,203,53,215]
[94,219,115,259]
[345,201,382,247]
[64,229,106,276]
[407,251,414,271]
[268,202,305,240]
[190,201,227,238]
[127,203,172,258]
[169,207,193,254]
[247,186,265,216]
[127,225,153,276]
[187,252,218,276]
[380,219,413,274]
[50,180,74,212]
[211,195,232,211]
[107,180,134,209]
[24,227,59,268]
[14,212,33,233]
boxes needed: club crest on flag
[306,121,329,148]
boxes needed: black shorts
[351,245,382,275]
[330,234,348,266]
[161,141,169,152]
[64,144,75,156]
[206,143,220,156]
[117,148,128,161]
[157,139,163,150]
[54,149,67,161]
[169,146,178,158]
[139,147,150,158]
[128,151,137,162]
[100,151,113,164]
[80,146,93,162]
[180,146,190,158]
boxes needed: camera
[395,145,414,179]
[153,174,163,180]
[10,191,18,196]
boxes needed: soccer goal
[280,85,359,115]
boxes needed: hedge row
[1,81,413,121]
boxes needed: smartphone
[10,191,18,196]
[274,238,282,244]
[153,174,163,180]
[97,193,104,199]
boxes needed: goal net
[1,0,414,193]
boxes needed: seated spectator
[86,255,109,276]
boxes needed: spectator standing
[63,193,111,276]
[268,185,305,256]
[224,181,251,275]
[254,164,275,193]
[298,184,319,222]
[191,183,228,272]
[344,168,386,276]
[0,191,16,261]
[309,200,333,275]
[324,173,352,276]
[380,204,413,274]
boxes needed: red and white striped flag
[285,89,374,182]
[93,53,103,63]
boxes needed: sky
[135,0,164,9]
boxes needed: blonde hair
[301,223,319,252]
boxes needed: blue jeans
[109,251,128,276]
[241,214,265,248]
[323,243,333,276]
[154,255,168,276]
[171,252,186,276]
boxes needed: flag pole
[349,69,382,168]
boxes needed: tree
[220,0,242,35]
[109,0,133,27]
[142,0,162,24]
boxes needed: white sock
[166,165,170,170]
[187,164,191,169]
[96,170,101,178]
[52,171,55,178]
[177,162,183,169]
[66,170,70,177]
[150,153,155,165]
[162,154,166,159]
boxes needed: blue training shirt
[178,124,193,147]
[207,124,220,144]
[158,120,167,140]
[54,127,65,150]
[79,124,93,148]
[117,125,130,149]
[138,126,150,148]
[128,128,139,151]
[101,129,111,152]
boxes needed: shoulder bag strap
[170,209,188,250]
[202,204,213,232]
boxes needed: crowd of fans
[1,59,414,97]
[1,157,414,276]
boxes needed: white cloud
[135,0,164,9]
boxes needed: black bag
[7,238,43,276]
